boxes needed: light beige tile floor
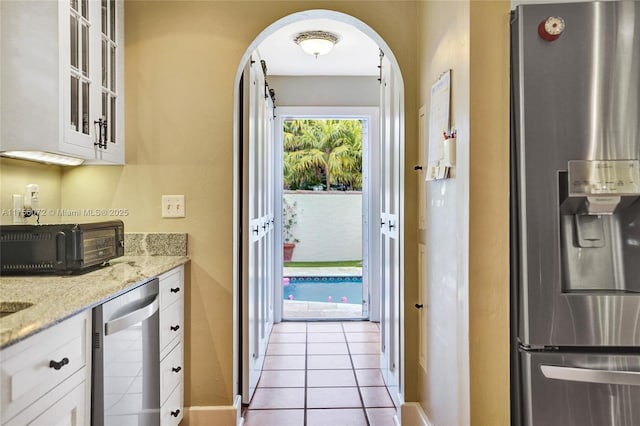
[243,321,397,426]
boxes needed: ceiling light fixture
[294,31,338,58]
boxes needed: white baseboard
[184,395,243,426]
[401,402,431,426]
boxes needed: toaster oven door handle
[55,232,66,265]
[105,295,159,336]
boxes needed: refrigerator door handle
[541,365,640,386]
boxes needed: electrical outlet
[162,195,185,218]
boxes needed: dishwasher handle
[541,365,640,386]
[105,294,159,335]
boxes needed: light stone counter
[0,255,189,349]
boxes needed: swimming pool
[283,276,363,304]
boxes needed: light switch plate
[162,195,185,218]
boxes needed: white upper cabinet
[0,0,124,165]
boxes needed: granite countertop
[0,255,189,349]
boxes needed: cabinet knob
[49,357,69,370]
[171,409,181,417]
[172,366,182,373]
[170,287,181,293]
[170,325,180,332]
[414,303,424,309]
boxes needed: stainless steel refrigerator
[510,2,640,425]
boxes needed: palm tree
[283,119,362,191]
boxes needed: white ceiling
[256,18,381,77]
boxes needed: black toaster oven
[0,221,124,275]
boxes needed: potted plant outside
[282,199,300,262]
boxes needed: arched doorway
[232,9,406,416]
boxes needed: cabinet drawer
[160,342,183,405]
[159,266,184,310]
[160,383,183,426]
[29,379,86,426]
[159,300,183,352]
[3,370,88,426]
[0,311,90,423]
[8,378,87,426]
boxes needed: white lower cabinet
[159,266,185,425]
[0,311,91,425]
[160,342,184,405]
[160,300,184,353]
[160,385,184,426]
[27,380,87,426]
[0,265,185,426]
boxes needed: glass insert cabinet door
[69,0,91,137]
[101,0,118,146]
[66,0,121,158]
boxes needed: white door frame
[274,106,380,323]
[231,9,406,406]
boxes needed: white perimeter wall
[284,191,362,262]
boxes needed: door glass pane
[102,40,108,87]
[101,0,107,35]
[102,92,107,120]
[81,23,89,77]
[82,81,90,134]
[71,76,79,131]
[110,95,116,143]
[70,16,78,69]
[110,0,115,42]
[81,0,88,19]
[71,0,78,12]
[110,45,116,90]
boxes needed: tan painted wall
[417,0,510,424]
[60,0,419,407]
[0,158,62,225]
[469,2,510,424]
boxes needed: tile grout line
[252,322,389,425]
[304,322,308,426]
[343,322,372,426]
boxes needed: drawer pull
[172,366,182,373]
[49,357,69,370]
[170,287,181,293]
[171,409,181,417]
[170,325,180,332]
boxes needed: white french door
[379,52,403,407]
[273,107,379,322]
[241,54,275,404]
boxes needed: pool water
[283,276,363,305]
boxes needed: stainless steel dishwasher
[92,278,160,426]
